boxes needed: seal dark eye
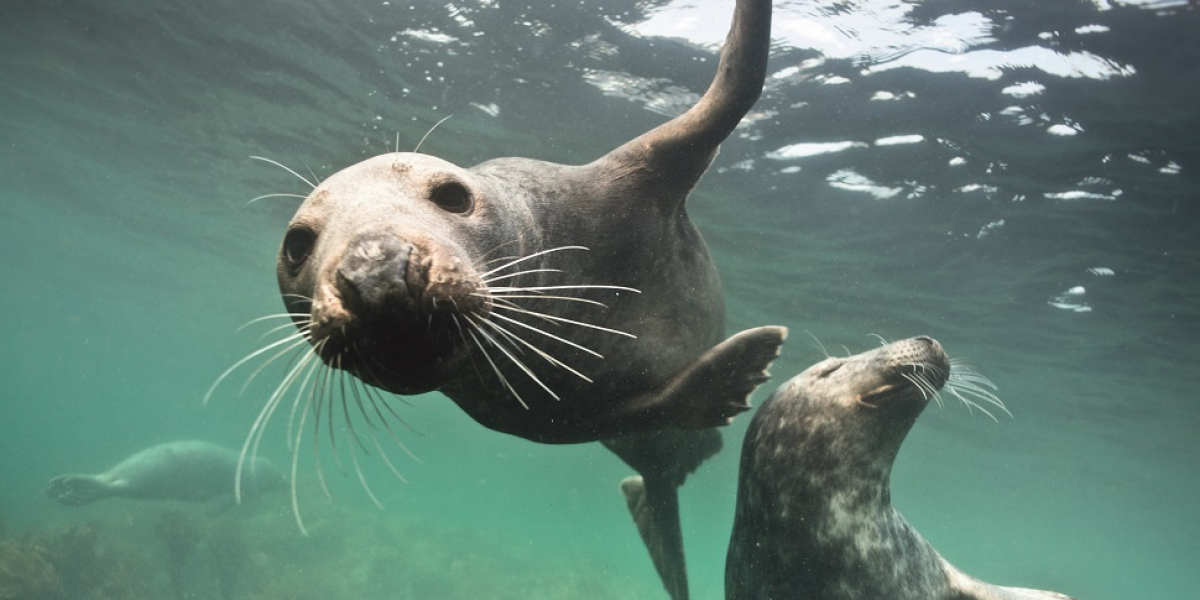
[429,182,472,214]
[282,226,316,273]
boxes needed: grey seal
[726,336,1079,600]
[45,440,284,506]
[236,0,780,597]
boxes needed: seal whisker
[476,314,596,383]
[239,333,313,396]
[467,315,560,401]
[348,376,417,476]
[236,345,319,504]
[302,161,322,187]
[250,155,317,190]
[204,331,312,405]
[411,115,454,155]
[487,284,640,294]
[255,320,313,343]
[482,268,563,284]
[247,192,308,206]
[868,333,892,347]
[478,245,590,278]
[299,351,335,502]
[479,292,611,308]
[490,303,638,339]
[288,378,315,536]
[489,312,605,359]
[940,381,1008,420]
[347,422,387,511]
[236,312,311,332]
[350,340,420,421]
[803,330,831,358]
[464,325,530,410]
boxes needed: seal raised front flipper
[655,326,788,428]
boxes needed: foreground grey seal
[236,0,780,597]
[726,337,1078,600]
[46,441,284,506]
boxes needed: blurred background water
[1,0,1196,598]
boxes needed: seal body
[268,1,780,598]
[46,441,284,506]
[726,337,1078,600]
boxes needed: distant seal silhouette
[46,441,284,506]
[235,0,779,597]
[725,336,1078,600]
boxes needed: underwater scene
[1,0,1197,599]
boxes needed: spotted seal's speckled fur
[726,336,1079,600]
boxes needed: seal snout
[336,235,417,315]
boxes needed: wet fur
[218,0,781,598]
[726,337,1077,600]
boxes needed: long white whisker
[489,312,604,359]
[465,327,529,410]
[803,330,830,358]
[204,332,309,405]
[250,155,316,190]
[482,268,562,284]
[247,193,308,206]
[480,293,610,308]
[491,303,637,338]
[235,347,317,504]
[475,316,594,383]
[468,316,559,401]
[412,115,454,154]
[480,245,590,278]
[236,313,310,332]
[487,284,640,294]
[239,335,313,396]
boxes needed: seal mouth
[859,363,946,408]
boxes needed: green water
[2,0,1197,598]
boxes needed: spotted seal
[230,0,780,597]
[726,336,1079,600]
[45,440,284,506]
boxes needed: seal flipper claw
[660,326,787,429]
[620,475,689,600]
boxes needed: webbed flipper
[45,474,112,506]
[659,325,787,429]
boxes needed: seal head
[279,155,518,394]
[726,336,1079,600]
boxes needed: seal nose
[336,235,416,313]
[913,335,942,353]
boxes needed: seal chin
[315,318,464,394]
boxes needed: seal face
[280,156,505,396]
[726,337,1079,600]
[45,441,284,506]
